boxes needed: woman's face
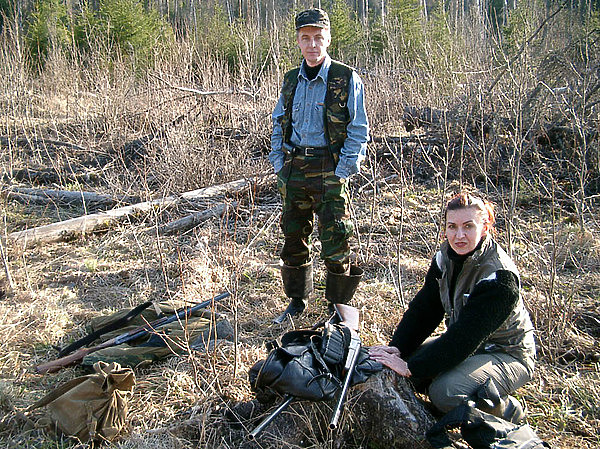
[445,207,488,255]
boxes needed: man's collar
[300,54,331,80]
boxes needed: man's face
[296,26,331,67]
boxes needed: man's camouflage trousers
[277,152,353,274]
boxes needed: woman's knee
[428,376,470,413]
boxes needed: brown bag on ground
[29,361,135,442]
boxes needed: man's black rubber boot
[273,261,313,324]
[325,265,363,309]
[273,297,306,324]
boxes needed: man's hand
[369,345,411,377]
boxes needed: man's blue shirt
[269,55,369,179]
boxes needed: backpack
[28,361,135,442]
[249,321,381,403]
[426,402,550,449]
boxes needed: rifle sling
[57,301,154,357]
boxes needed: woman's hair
[445,192,496,231]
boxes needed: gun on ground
[248,303,361,439]
[36,291,231,374]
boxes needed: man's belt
[284,145,329,157]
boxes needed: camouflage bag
[28,361,135,443]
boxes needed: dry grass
[1,22,599,449]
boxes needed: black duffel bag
[249,323,380,403]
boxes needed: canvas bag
[29,361,135,442]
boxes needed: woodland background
[0,0,599,448]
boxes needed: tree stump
[221,369,435,448]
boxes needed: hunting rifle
[57,300,154,357]
[36,291,230,374]
[248,303,361,439]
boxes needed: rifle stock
[37,339,118,374]
[333,303,359,331]
[35,291,230,374]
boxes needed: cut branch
[153,74,255,99]
[152,202,236,236]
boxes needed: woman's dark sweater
[389,248,520,379]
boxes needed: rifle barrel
[35,291,230,374]
[329,335,361,430]
[248,395,294,440]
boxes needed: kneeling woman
[369,192,536,422]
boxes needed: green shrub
[192,6,238,70]
[25,0,173,70]
[386,0,424,62]
[328,0,365,64]
[501,0,540,58]
[25,0,71,67]
[192,7,286,78]
[0,0,15,31]
[98,0,172,66]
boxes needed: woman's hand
[368,346,411,377]
[368,345,401,356]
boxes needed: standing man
[269,8,369,324]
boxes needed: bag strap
[26,375,93,412]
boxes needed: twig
[152,74,255,99]
[0,237,15,292]
[0,136,87,152]
[486,1,568,96]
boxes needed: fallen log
[220,369,435,449]
[151,202,235,236]
[7,175,274,246]
[0,136,87,152]
[3,187,119,207]
[6,167,103,185]
[4,191,48,205]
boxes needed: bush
[385,0,425,62]
[0,0,14,31]
[98,0,172,66]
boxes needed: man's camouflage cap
[295,8,330,30]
